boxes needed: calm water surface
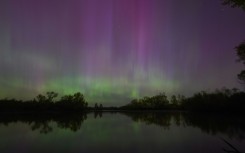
[0,112,244,153]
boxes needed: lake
[0,112,244,153]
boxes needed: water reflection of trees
[94,111,103,118]
[0,112,244,140]
[123,112,174,130]
[0,113,87,134]
[123,112,245,140]
[183,113,245,140]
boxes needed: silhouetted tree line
[121,88,245,112]
[182,88,245,112]
[121,92,171,110]
[0,92,88,112]
[0,88,244,113]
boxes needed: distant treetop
[223,0,245,11]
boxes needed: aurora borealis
[0,0,245,106]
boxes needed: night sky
[0,0,245,106]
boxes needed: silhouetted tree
[236,42,245,64]
[99,104,103,110]
[223,0,245,85]
[236,42,245,85]
[46,91,58,103]
[60,95,73,102]
[177,94,185,106]
[150,93,169,108]
[72,92,87,108]
[238,70,245,84]
[36,94,47,103]
[231,87,239,94]
[94,103,98,110]
[36,92,57,103]
[73,92,84,103]
[58,92,87,111]
[171,95,178,105]
[222,0,245,11]
[122,92,169,110]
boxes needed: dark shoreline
[0,109,244,115]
